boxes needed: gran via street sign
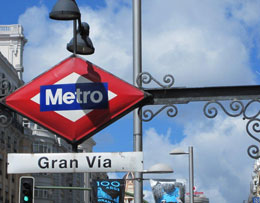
[4,56,147,145]
[7,152,143,174]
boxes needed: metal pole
[73,19,77,55]
[189,146,194,203]
[35,186,91,191]
[133,0,143,202]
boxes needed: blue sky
[0,0,106,24]
[2,0,260,202]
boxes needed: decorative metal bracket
[136,72,175,89]
[203,99,260,159]
[139,104,178,122]
[0,104,13,127]
[136,72,178,121]
[136,71,260,159]
[203,100,244,118]
[246,119,260,159]
[0,74,15,127]
[0,74,14,97]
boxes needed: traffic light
[19,176,35,203]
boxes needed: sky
[2,0,260,202]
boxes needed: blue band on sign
[40,83,108,112]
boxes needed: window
[11,195,14,203]
[0,131,4,144]
[23,119,29,128]
[33,142,52,153]
[34,189,50,199]
[0,159,2,175]
[5,192,8,203]
[7,136,10,148]
[13,140,17,152]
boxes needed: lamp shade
[67,22,95,55]
[144,163,173,174]
[49,0,80,20]
[170,149,188,155]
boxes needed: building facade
[124,172,134,203]
[248,159,260,203]
[27,122,96,203]
[0,39,31,202]
[0,24,27,80]
[185,193,210,203]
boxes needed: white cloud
[19,5,72,82]
[231,0,260,27]
[142,0,259,87]
[143,116,254,202]
[19,0,259,85]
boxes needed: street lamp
[170,146,194,203]
[67,22,95,55]
[143,163,174,174]
[49,0,80,20]
[49,0,94,56]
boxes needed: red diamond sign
[4,56,146,145]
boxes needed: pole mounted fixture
[142,163,173,174]
[49,0,95,56]
[67,22,95,55]
[49,0,80,20]
[170,147,194,203]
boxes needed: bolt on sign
[4,56,147,145]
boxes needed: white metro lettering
[46,88,62,105]
[46,88,103,105]
[40,83,108,111]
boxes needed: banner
[92,179,125,203]
[150,179,185,203]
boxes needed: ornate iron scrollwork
[0,74,15,127]
[203,100,260,159]
[137,72,176,121]
[243,99,260,120]
[203,100,244,118]
[246,119,260,159]
[139,104,178,122]
[247,118,260,143]
[136,71,260,159]
[0,105,13,127]
[136,72,175,88]
[0,77,14,97]
[247,145,260,159]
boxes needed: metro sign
[4,56,146,145]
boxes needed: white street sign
[7,152,143,174]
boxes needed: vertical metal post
[189,146,194,203]
[133,0,143,202]
[73,19,77,55]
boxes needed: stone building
[0,24,31,203]
[185,192,210,203]
[124,172,134,203]
[26,121,96,203]
[0,24,26,80]
[248,158,260,203]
